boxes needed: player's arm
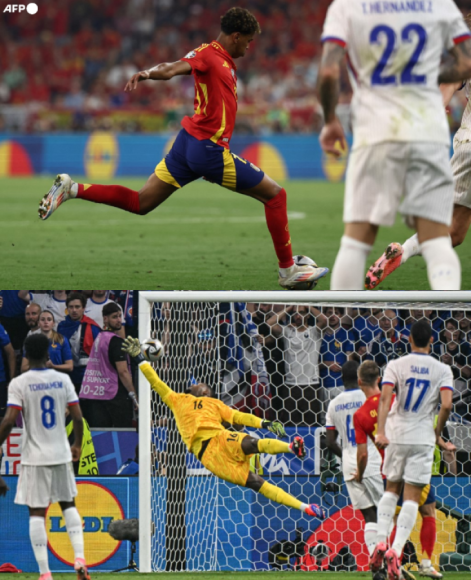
[375,382,395,449]
[353,412,369,482]
[121,337,173,401]
[439,38,471,84]
[0,406,20,448]
[436,388,453,444]
[440,82,463,107]
[68,403,84,462]
[125,60,192,91]
[317,41,347,157]
[325,428,342,459]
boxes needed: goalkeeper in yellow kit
[123,337,325,519]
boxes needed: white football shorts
[451,140,471,209]
[344,141,454,227]
[345,473,383,510]
[383,443,434,487]
[15,463,77,508]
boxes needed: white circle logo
[27,3,38,14]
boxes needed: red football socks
[264,188,294,269]
[420,516,436,559]
[77,183,140,214]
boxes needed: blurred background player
[0,334,90,580]
[318,0,471,290]
[371,321,454,580]
[38,7,328,290]
[366,73,471,289]
[355,361,442,580]
[325,361,384,580]
[122,336,326,519]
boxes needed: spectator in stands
[364,309,409,369]
[0,290,29,353]
[21,310,73,374]
[79,302,137,428]
[24,302,41,336]
[264,305,327,426]
[85,290,125,335]
[320,307,353,400]
[58,292,101,393]
[19,290,68,327]
[65,408,99,476]
[0,324,16,419]
[343,308,381,356]
[190,328,219,387]
[455,311,471,342]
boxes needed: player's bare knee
[450,227,465,247]
[419,501,435,518]
[245,472,264,492]
[241,436,259,456]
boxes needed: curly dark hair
[220,7,261,36]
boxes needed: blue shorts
[155,129,264,191]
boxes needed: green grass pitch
[0,573,470,580]
[1,176,469,289]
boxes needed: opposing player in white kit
[0,334,91,580]
[371,321,454,580]
[325,361,384,579]
[366,74,471,289]
[318,0,471,290]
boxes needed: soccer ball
[292,255,319,290]
[140,338,164,362]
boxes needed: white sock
[63,507,85,560]
[422,558,431,568]
[420,236,461,290]
[401,234,420,264]
[365,522,378,556]
[330,236,373,290]
[70,182,78,198]
[376,492,399,544]
[30,516,50,574]
[392,500,419,556]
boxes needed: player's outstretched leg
[39,172,177,220]
[60,502,91,580]
[365,242,405,289]
[253,435,306,459]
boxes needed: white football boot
[418,564,442,579]
[279,258,329,290]
[38,173,74,220]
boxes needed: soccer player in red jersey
[354,361,442,580]
[38,7,328,290]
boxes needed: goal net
[138,291,471,573]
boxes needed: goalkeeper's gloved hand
[262,420,286,438]
[122,337,145,362]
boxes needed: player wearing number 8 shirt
[319,0,471,290]
[370,321,454,580]
[0,334,91,580]
[122,336,325,519]
[38,7,328,291]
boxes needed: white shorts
[15,463,77,508]
[451,140,471,209]
[345,473,384,510]
[344,142,454,227]
[383,443,434,487]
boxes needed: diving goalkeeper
[122,337,325,519]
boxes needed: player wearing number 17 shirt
[370,320,454,580]
[38,7,328,291]
[318,0,471,290]
[0,334,91,580]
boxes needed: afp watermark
[3,3,38,13]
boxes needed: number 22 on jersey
[370,23,427,86]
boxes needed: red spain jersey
[353,393,395,469]
[180,41,238,149]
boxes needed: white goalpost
[138,291,471,573]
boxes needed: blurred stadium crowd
[1,0,470,134]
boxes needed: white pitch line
[0,212,306,227]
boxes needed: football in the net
[141,338,164,362]
[293,255,320,290]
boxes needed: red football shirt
[180,41,238,149]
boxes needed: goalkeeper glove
[262,420,286,438]
[122,337,145,363]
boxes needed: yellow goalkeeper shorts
[200,430,251,486]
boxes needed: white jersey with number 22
[321,0,471,149]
